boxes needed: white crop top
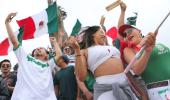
[87,45,120,73]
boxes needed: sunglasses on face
[124,28,133,35]
[1,64,10,68]
[64,47,70,51]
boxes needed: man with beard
[5,13,61,100]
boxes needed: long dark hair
[80,26,100,49]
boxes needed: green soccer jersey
[53,66,77,100]
[141,44,170,84]
[84,71,96,92]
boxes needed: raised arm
[124,32,156,75]
[68,36,87,81]
[49,37,62,61]
[5,13,19,49]
[118,2,127,28]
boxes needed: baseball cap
[118,24,137,37]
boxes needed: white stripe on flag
[31,10,48,37]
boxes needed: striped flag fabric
[106,27,118,41]
[70,19,81,36]
[0,27,24,56]
[0,38,10,55]
[0,2,58,56]
[16,2,58,38]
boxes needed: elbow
[78,77,85,82]
[78,74,86,82]
[133,70,142,75]
[77,72,87,82]
[132,67,143,75]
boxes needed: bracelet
[75,54,81,57]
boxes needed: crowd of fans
[1,1,170,100]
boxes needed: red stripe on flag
[16,17,36,40]
[106,27,118,41]
[0,38,10,55]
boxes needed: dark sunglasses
[64,48,70,51]
[1,64,11,68]
[124,28,133,35]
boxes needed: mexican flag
[17,2,58,39]
[0,27,24,55]
[0,38,10,55]
[0,2,58,56]
[70,19,81,36]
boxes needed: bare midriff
[94,58,124,77]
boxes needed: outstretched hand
[140,32,156,52]
[5,12,17,24]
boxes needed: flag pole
[106,0,122,11]
[124,10,170,73]
[100,15,105,26]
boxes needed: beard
[34,52,48,61]
[35,51,43,57]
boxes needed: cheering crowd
[1,1,170,100]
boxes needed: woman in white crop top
[69,25,155,100]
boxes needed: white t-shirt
[67,54,75,66]
[11,45,57,100]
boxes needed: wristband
[76,54,81,57]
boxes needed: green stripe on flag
[46,2,58,36]
[17,26,24,44]
[71,19,81,36]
